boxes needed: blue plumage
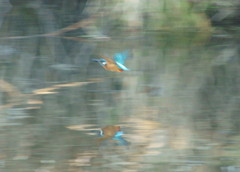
[111,131,129,146]
[91,58,107,66]
[90,129,129,146]
[113,51,130,71]
[114,51,128,65]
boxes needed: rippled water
[0,1,240,172]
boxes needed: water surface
[0,2,240,172]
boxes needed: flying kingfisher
[92,51,130,72]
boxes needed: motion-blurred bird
[92,125,129,146]
[92,51,130,72]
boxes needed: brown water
[0,1,240,172]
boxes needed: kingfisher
[92,51,130,72]
[91,125,129,146]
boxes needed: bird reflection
[92,51,130,72]
[92,125,129,146]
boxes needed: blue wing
[112,131,130,146]
[113,51,130,71]
[114,51,128,65]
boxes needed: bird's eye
[101,61,107,65]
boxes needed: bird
[91,125,129,146]
[92,51,130,72]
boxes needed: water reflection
[0,1,240,172]
[67,125,129,146]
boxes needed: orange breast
[101,57,123,72]
[97,125,121,143]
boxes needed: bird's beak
[91,59,100,62]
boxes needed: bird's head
[92,58,107,66]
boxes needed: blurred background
[0,0,240,171]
